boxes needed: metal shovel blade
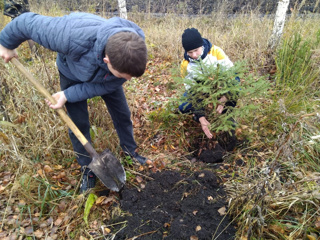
[88,148,126,192]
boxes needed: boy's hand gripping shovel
[11,58,126,192]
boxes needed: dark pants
[178,91,202,114]
[178,91,237,121]
[60,72,137,167]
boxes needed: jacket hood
[183,38,212,61]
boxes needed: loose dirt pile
[112,169,236,240]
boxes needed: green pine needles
[177,60,270,133]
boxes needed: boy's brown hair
[105,32,147,77]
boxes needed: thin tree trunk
[118,0,127,19]
[268,0,290,50]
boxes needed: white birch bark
[268,0,290,50]
[118,0,128,19]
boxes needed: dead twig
[128,230,158,240]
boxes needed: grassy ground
[1,3,320,240]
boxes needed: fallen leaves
[95,195,117,206]
[164,222,170,228]
[315,219,320,229]
[43,165,53,173]
[218,206,227,216]
[37,169,45,178]
[0,185,6,193]
[0,131,10,144]
[198,173,205,178]
[145,159,153,165]
[268,224,285,234]
[101,226,112,235]
[136,176,143,183]
[307,234,317,240]
[34,229,44,238]
[58,200,67,212]
[54,217,63,226]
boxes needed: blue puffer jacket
[0,12,145,102]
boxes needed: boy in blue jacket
[0,12,150,193]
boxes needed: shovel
[11,58,126,192]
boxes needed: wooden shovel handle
[11,58,94,155]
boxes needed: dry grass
[226,113,320,239]
[135,11,274,69]
[1,3,320,239]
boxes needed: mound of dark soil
[113,170,236,240]
[192,130,238,164]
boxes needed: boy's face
[103,56,132,81]
[187,46,203,60]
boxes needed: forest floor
[0,54,245,240]
[96,134,241,240]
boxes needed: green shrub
[274,31,320,113]
[172,61,270,133]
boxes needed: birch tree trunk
[268,0,290,50]
[118,0,128,19]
